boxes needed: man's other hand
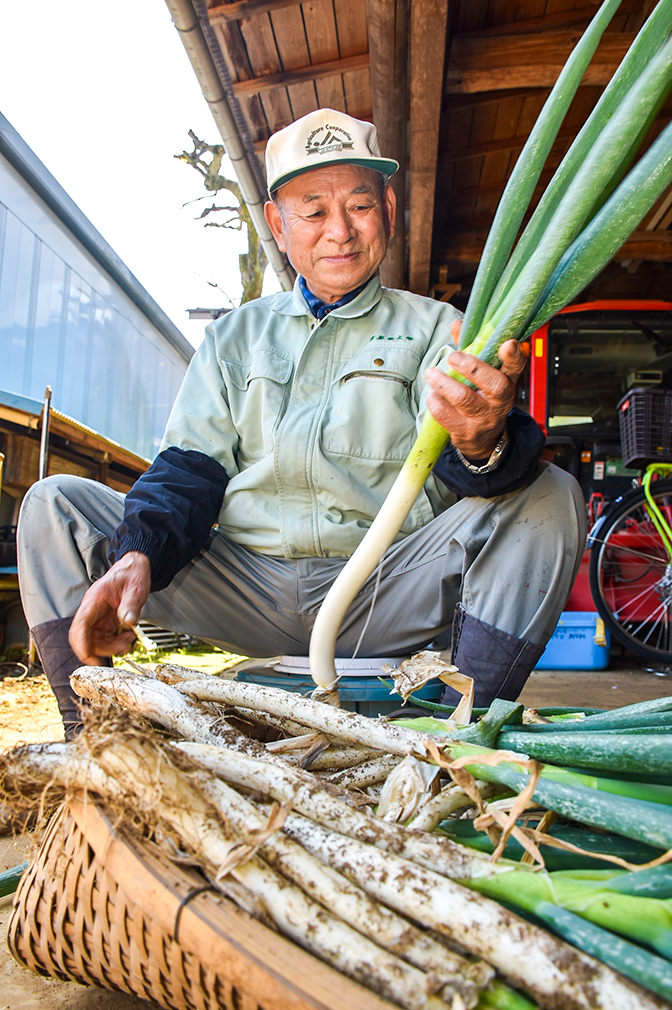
[68,551,151,664]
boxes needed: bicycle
[588,461,672,665]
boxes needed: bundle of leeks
[3,661,668,1008]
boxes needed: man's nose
[326,207,355,242]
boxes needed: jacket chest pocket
[222,347,292,461]
[322,345,421,460]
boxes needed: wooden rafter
[445,31,633,93]
[646,189,672,231]
[231,53,370,96]
[624,187,672,272]
[435,229,672,265]
[208,0,304,24]
[442,127,577,162]
[464,0,643,37]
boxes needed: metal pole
[38,385,52,481]
[165,0,295,292]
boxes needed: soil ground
[0,649,669,1008]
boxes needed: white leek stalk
[309,412,448,688]
[283,813,660,1010]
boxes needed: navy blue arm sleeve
[433,408,546,498]
[108,446,229,591]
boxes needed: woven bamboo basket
[7,795,394,1010]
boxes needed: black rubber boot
[443,604,545,709]
[31,617,91,740]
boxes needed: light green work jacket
[161,275,462,558]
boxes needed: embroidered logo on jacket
[369,334,415,341]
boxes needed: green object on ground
[0,861,28,897]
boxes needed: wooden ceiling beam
[208,0,305,24]
[623,188,672,272]
[366,0,407,288]
[646,189,672,231]
[445,30,632,93]
[462,0,642,38]
[442,127,577,162]
[589,231,672,261]
[231,52,370,96]
[436,229,672,264]
[408,0,449,295]
[444,87,549,109]
[446,174,556,199]
[440,110,668,161]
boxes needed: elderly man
[18,109,586,737]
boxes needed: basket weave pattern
[7,797,391,1010]
[618,386,672,468]
[8,802,236,1010]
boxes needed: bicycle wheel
[589,479,672,663]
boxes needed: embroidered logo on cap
[305,123,355,157]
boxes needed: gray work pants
[17,462,586,658]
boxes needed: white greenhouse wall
[0,121,192,461]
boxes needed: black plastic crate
[618,387,672,469]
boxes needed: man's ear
[264,200,286,251]
[384,184,396,241]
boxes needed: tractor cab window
[533,306,672,504]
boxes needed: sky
[0,0,278,348]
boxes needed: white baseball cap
[265,108,399,195]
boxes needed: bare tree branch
[176,131,267,303]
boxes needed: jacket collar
[273,274,383,318]
[299,276,372,319]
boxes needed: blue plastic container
[536,611,611,670]
[236,656,444,717]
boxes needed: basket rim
[66,796,393,1010]
[617,385,672,407]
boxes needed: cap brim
[269,156,399,195]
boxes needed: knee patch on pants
[444,604,544,709]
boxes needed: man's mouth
[322,251,360,264]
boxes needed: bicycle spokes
[589,480,672,663]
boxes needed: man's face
[264,164,396,304]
